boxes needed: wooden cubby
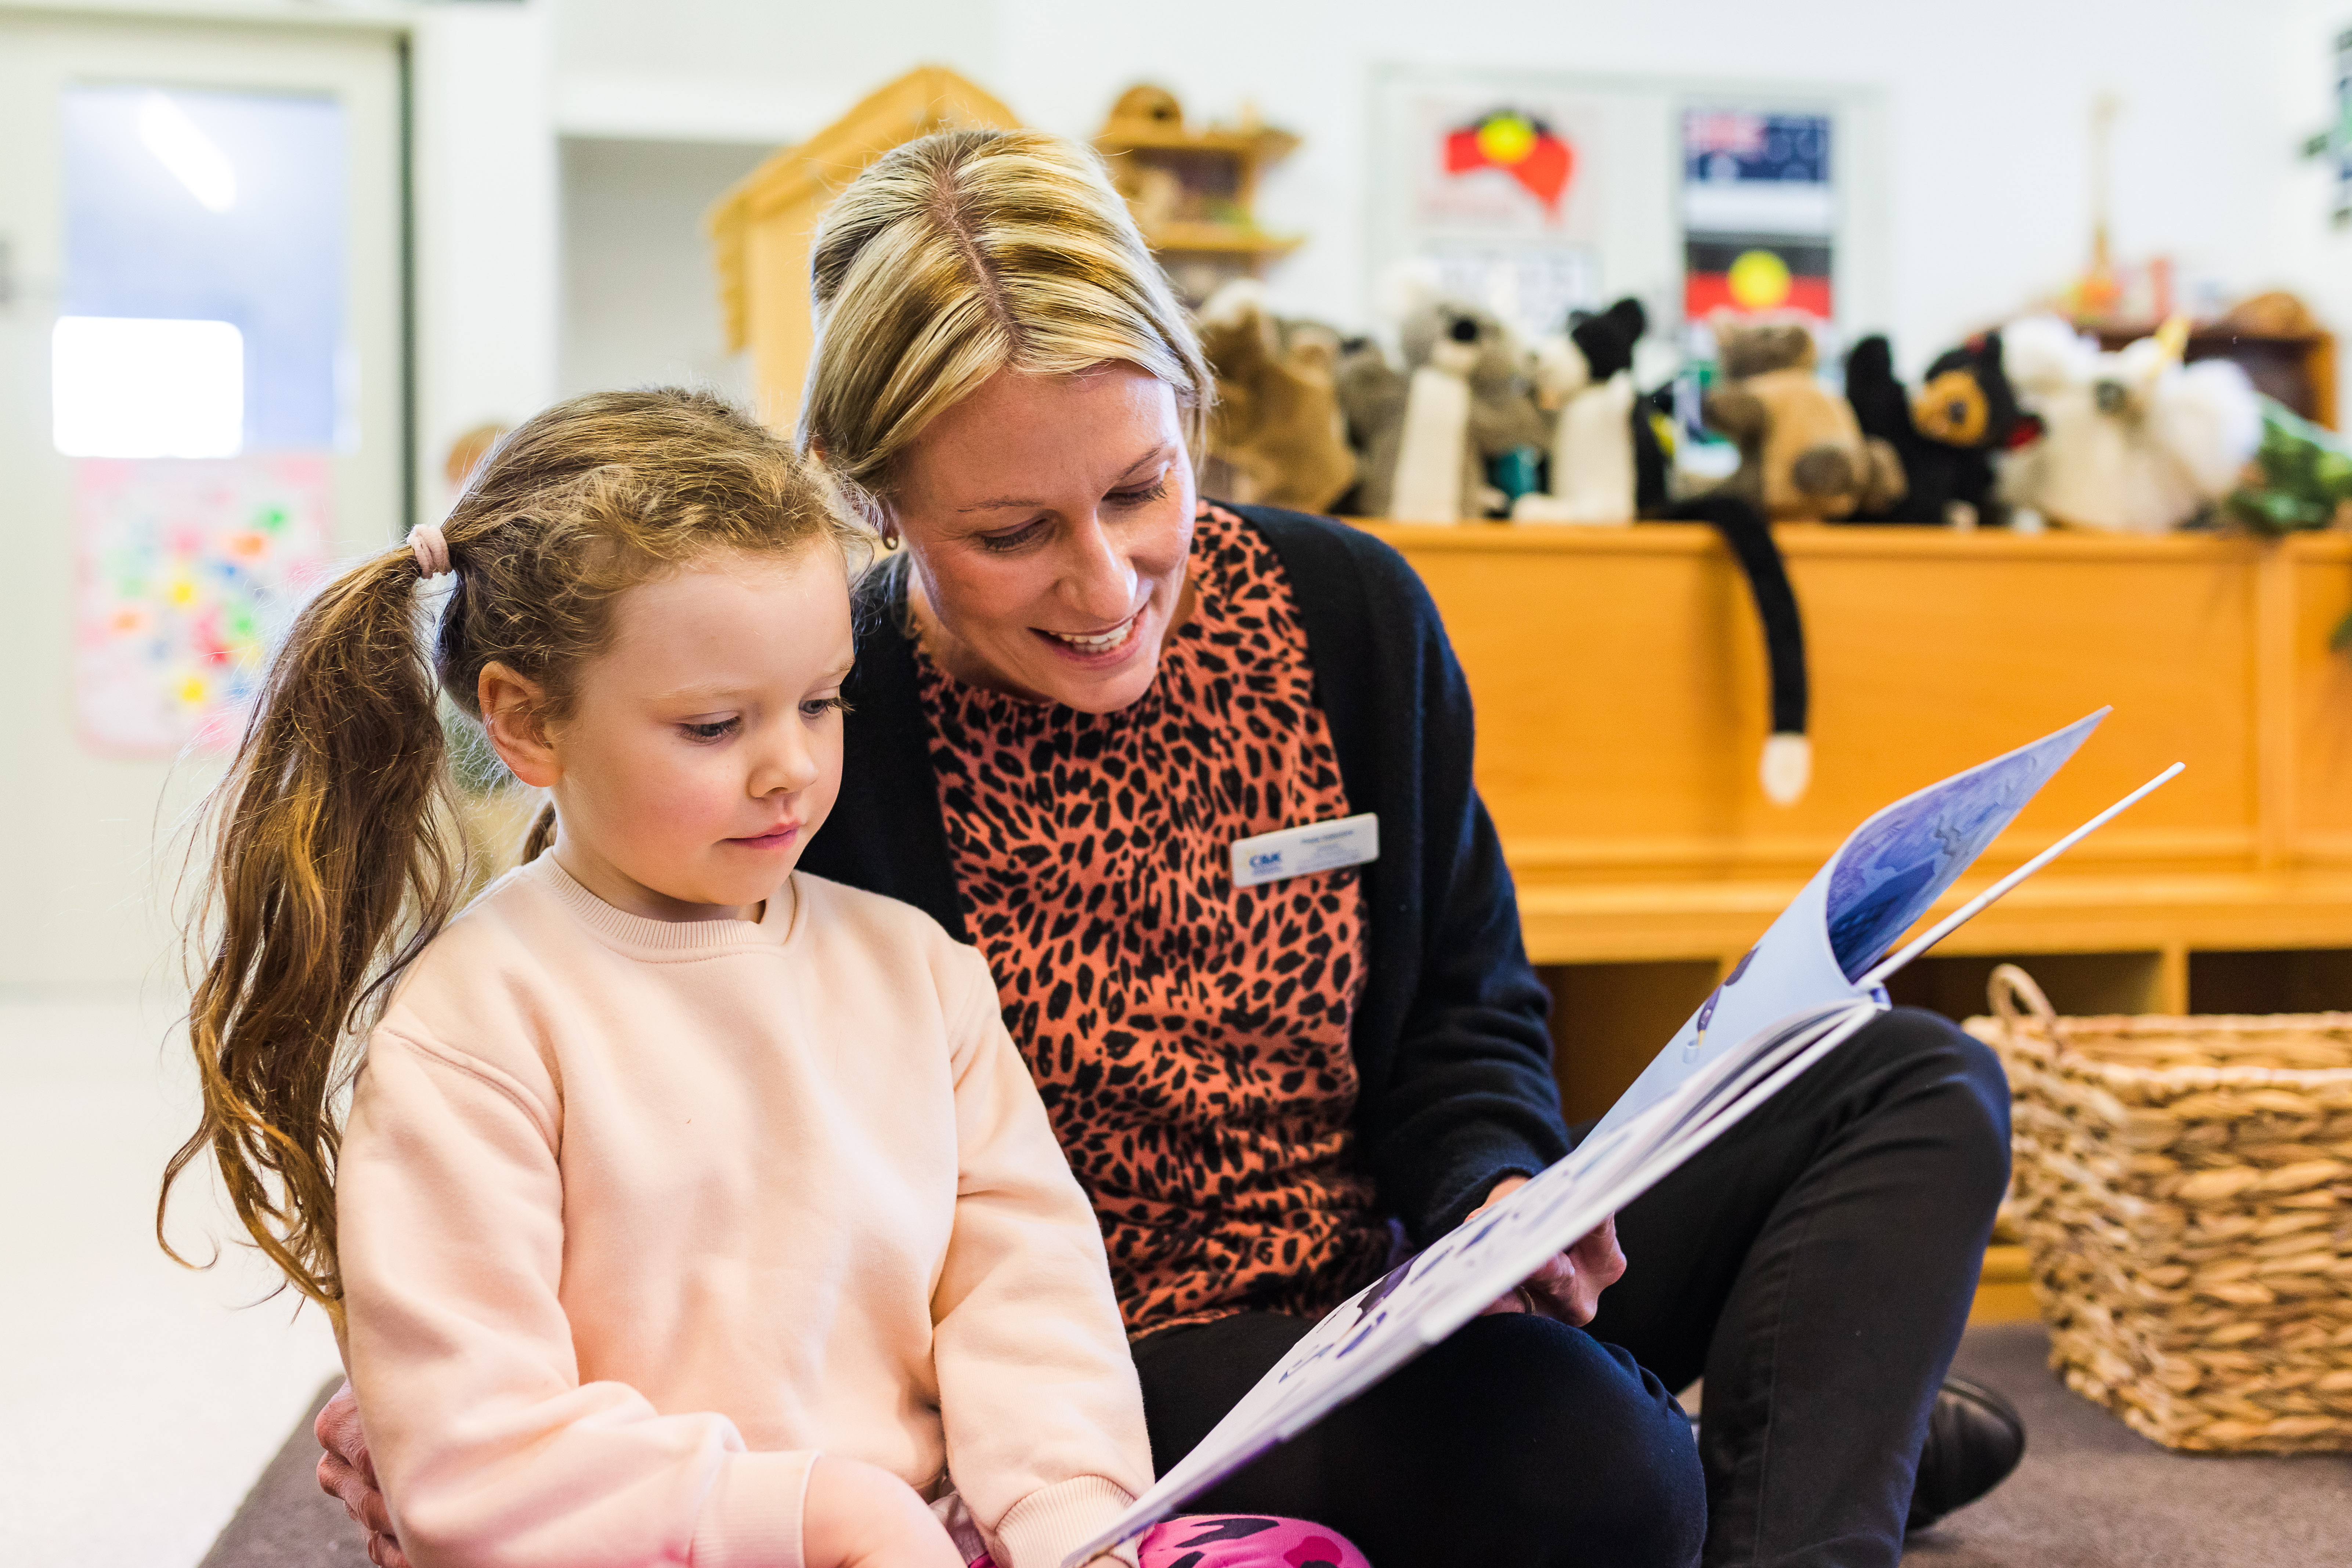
[2188,947,2352,1014]
[1542,961,1721,1123]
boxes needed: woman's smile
[1035,610,1146,661]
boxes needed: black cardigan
[798,503,1571,1244]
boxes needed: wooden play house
[707,65,1019,431]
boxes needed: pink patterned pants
[973,1514,1369,1568]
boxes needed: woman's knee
[1385,1314,1706,1567]
[1877,1007,2012,1200]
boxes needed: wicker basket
[1973,964,2352,1452]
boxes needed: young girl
[162,390,1365,1568]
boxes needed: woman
[323,129,2015,1568]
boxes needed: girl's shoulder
[363,861,581,1117]
[787,871,1002,1033]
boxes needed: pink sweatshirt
[336,855,1152,1568]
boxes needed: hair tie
[407,523,453,579]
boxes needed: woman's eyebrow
[951,446,1174,513]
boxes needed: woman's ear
[478,662,559,789]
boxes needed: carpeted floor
[1902,1322,2352,1567]
[197,1380,362,1568]
[202,1325,2352,1567]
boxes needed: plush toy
[1999,314,2262,534]
[1512,297,1649,524]
[1704,321,1906,521]
[1194,280,1357,514]
[1340,295,1544,521]
[1502,332,1814,804]
[1334,336,1407,517]
[1843,332,2032,527]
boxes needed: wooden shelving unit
[1351,520,2352,1121]
[1363,517,2352,1320]
[1095,86,1301,305]
[2084,321,2338,430]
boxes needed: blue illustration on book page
[1587,708,2105,1144]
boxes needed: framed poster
[1370,67,1886,357]
[1681,109,1836,325]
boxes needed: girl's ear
[478,662,560,788]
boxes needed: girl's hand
[1470,1178,1627,1327]
[315,1379,411,1568]
[801,1456,965,1568]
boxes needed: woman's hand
[1470,1177,1627,1327]
[315,1379,410,1568]
[801,1455,965,1568]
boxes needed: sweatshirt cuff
[692,1450,816,1568]
[991,1476,1140,1568]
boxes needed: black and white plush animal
[1513,297,1649,523]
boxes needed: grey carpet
[199,1377,365,1568]
[201,1329,2352,1566]
[1902,1322,2352,1567]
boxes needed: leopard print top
[914,503,1395,1336]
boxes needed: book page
[1587,708,2106,1144]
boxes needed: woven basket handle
[1989,963,2057,1037]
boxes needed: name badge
[1230,813,1380,889]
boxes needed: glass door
[0,14,404,988]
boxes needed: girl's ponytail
[159,387,864,1316]
[160,546,465,1315]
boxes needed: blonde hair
[799,127,1213,521]
[160,388,863,1316]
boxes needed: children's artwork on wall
[72,454,332,757]
[1682,109,1836,329]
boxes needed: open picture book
[1064,709,2183,1568]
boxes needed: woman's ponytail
[160,547,465,1315]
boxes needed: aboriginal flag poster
[1682,109,1836,325]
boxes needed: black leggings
[1131,1008,2009,1568]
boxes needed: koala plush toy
[1339,296,1544,521]
[1705,321,1906,520]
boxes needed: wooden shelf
[1972,1245,2037,1325]
[1098,124,1298,160]
[1355,519,2352,1141]
[1141,221,1302,256]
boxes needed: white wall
[22,1,2352,485]
[558,137,767,402]
[990,0,2304,375]
[2278,3,2352,420]
[411,1,559,515]
[539,0,2333,386]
